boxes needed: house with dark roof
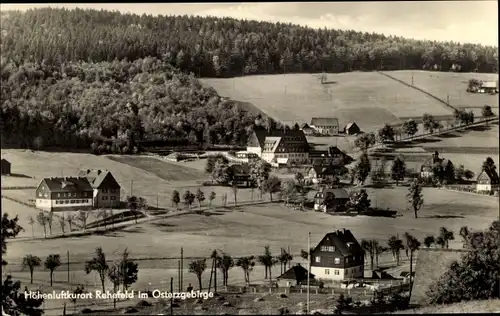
[1,158,11,175]
[476,169,499,193]
[420,151,454,183]
[308,165,338,184]
[229,164,254,187]
[300,123,315,136]
[344,122,361,135]
[35,177,94,211]
[247,127,309,166]
[310,229,365,281]
[310,118,339,135]
[277,263,315,287]
[78,169,121,208]
[308,146,352,167]
[313,188,350,212]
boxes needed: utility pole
[180,248,184,291]
[130,180,133,196]
[307,232,311,315]
[156,193,159,210]
[170,277,174,316]
[288,246,291,269]
[411,75,414,86]
[177,260,181,292]
[67,250,70,288]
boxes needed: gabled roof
[312,229,364,256]
[478,169,499,181]
[310,117,339,127]
[310,165,337,176]
[345,122,358,130]
[39,177,93,193]
[277,264,315,281]
[251,126,307,148]
[78,169,120,189]
[300,123,311,129]
[1,158,10,163]
[230,163,250,175]
[316,188,350,199]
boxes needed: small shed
[344,122,361,135]
[277,264,315,287]
[1,158,11,175]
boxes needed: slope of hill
[201,72,456,131]
[399,299,500,314]
[0,7,497,76]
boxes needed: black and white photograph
[0,1,499,315]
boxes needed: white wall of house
[311,265,363,281]
[36,198,93,210]
[476,183,492,192]
[246,146,262,157]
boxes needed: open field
[107,156,206,181]
[384,70,499,110]
[201,72,454,132]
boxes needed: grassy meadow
[384,70,499,110]
[201,72,455,132]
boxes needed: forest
[0,8,498,152]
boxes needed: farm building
[310,117,339,135]
[228,164,253,187]
[246,127,309,165]
[344,122,361,135]
[420,151,454,182]
[248,127,309,166]
[308,146,352,166]
[35,177,94,212]
[1,158,11,175]
[480,81,498,94]
[276,263,315,287]
[310,229,365,282]
[308,165,338,184]
[78,169,121,208]
[313,187,350,212]
[475,169,499,193]
[299,123,315,136]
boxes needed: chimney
[296,263,301,267]
[97,170,101,175]
[433,151,439,163]
[87,169,90,174]
[343,228,346,234]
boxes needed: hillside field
[201,71,459,132]
[384,70,499,110]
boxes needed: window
[334,258,340,264]
[345,269,349,275]
[325,269,330,275]
[57,193,61,197]
[346,257,349,263]
[102,188,108,193]
[110,196,116,200]
[334,270,339,275]
[65,200,69,204]
[73,193,76,197]
[102,196,108,200]
[315,256,321,263]
[71,200,75,204]
[38,192,42,197]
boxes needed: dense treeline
[0,57,274,152]
[1,8,498,77]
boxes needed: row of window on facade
[324,266,361,275]
[48,199,92,205]
[315,255,363,264]
[275,153,307,158]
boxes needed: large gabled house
[229,164,254,187]
[310,118,339,135]
[78,169,121,208]
[476,169,499,193]
[247,127,309,165]
[313,188,350,212]
[420,151,454,182]
[35,177,94,212]
[310,229,365,281]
